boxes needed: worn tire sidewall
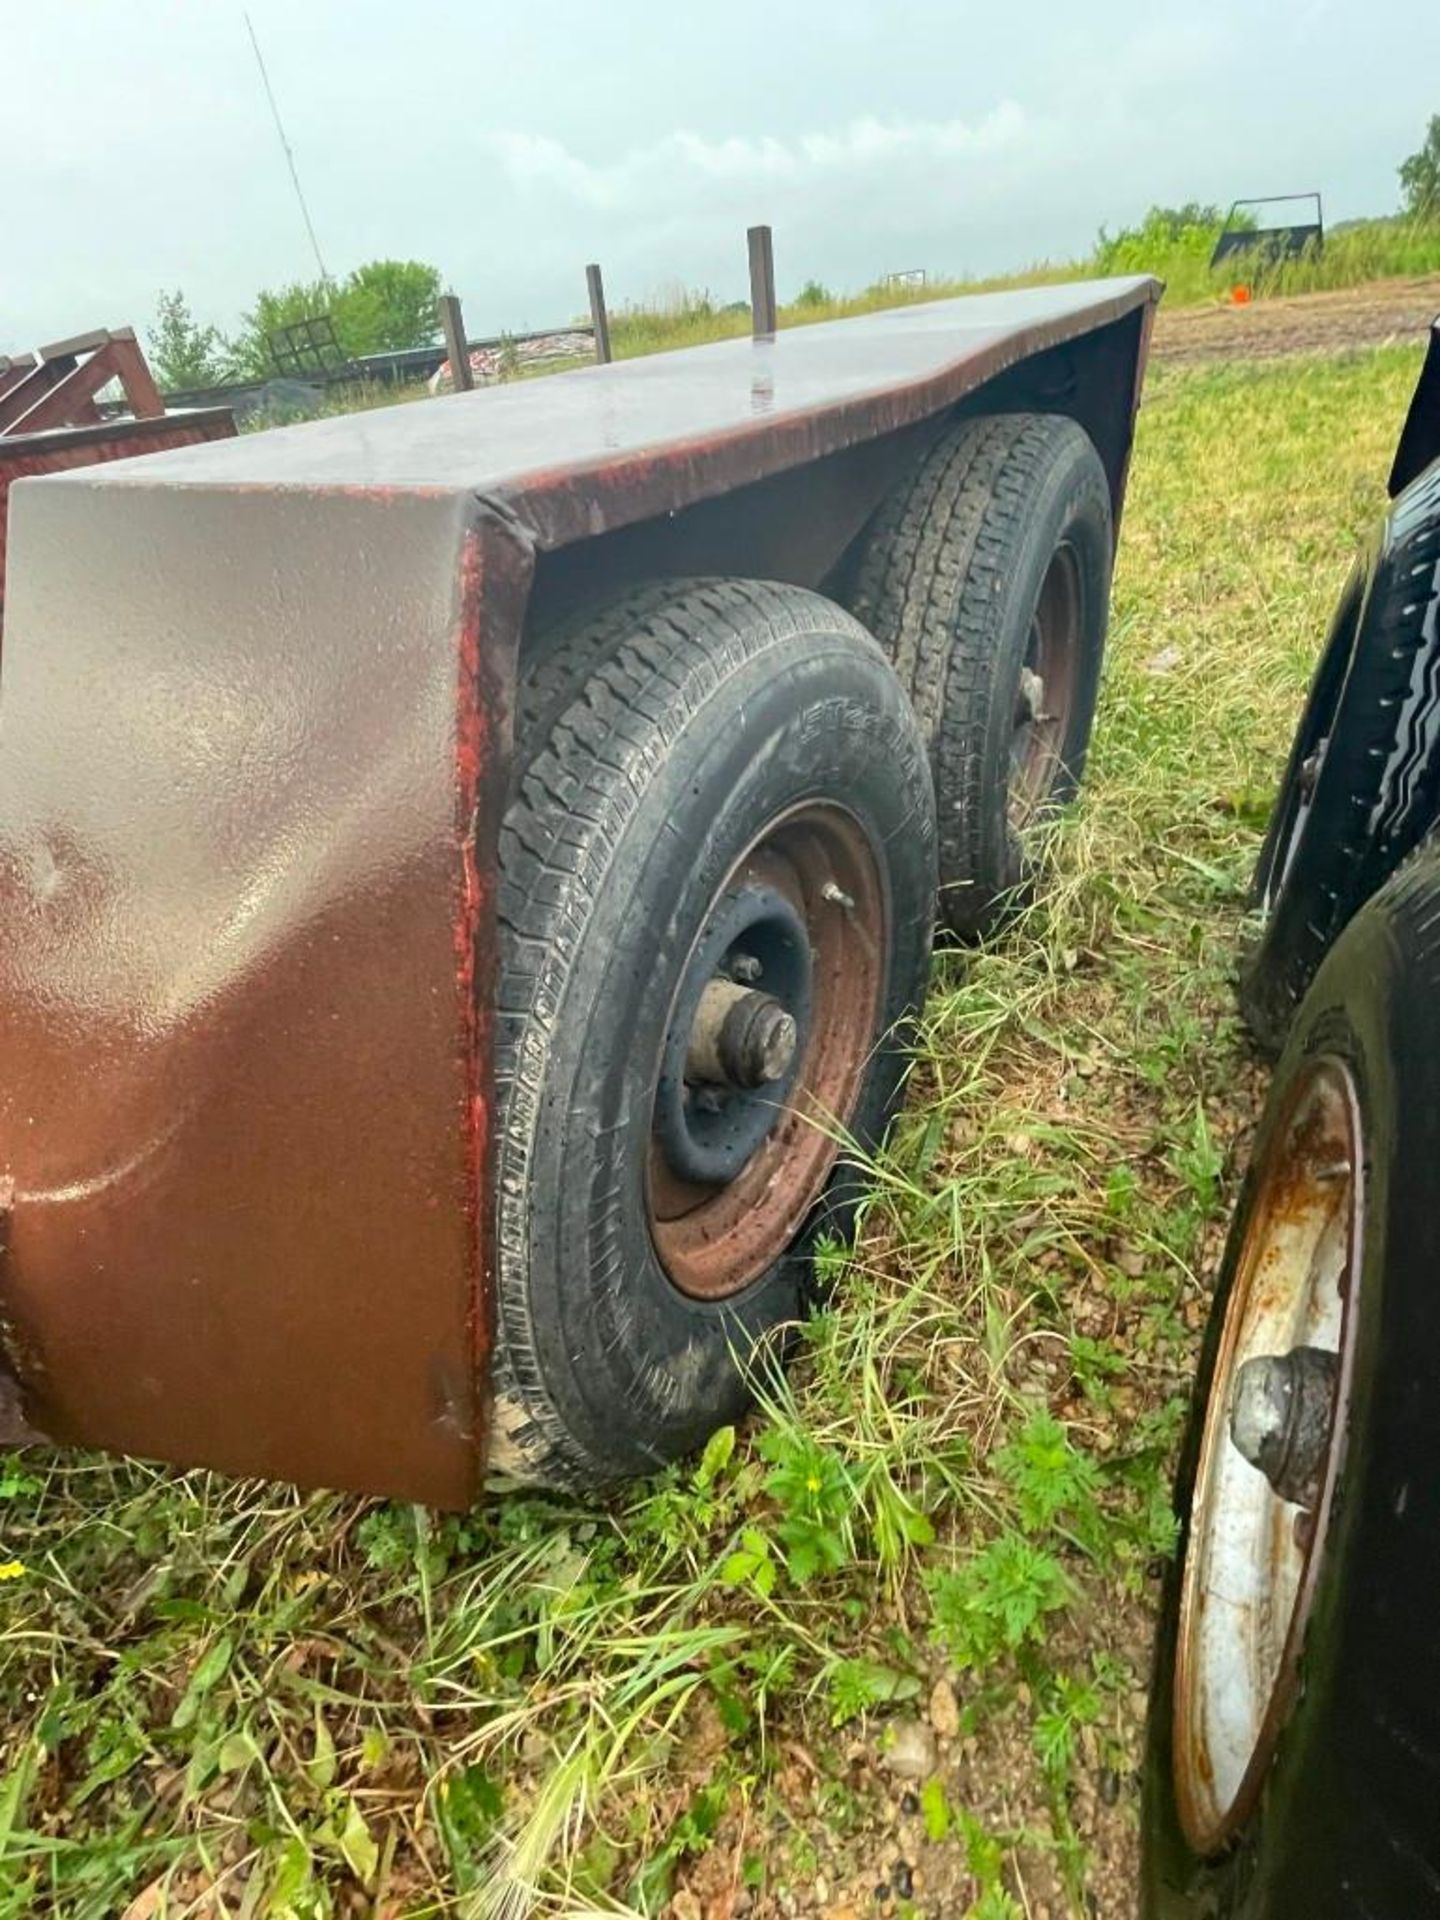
[1240,462,1440,1053]
[501,636,935,1482]
[1144,873,1440,1915]
[1246,562,1366,918]
[961,429,1111,910]
[1237,556,1374,1053]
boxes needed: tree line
[147,259,442,390]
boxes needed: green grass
[1094,210,1440,303]
[250,210,1440,413]
[600,214,1440,362]
[604,263,1099,360]
[0,341,1426,1919]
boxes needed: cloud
[485,104,1033,210]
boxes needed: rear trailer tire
[1142,846,1440,1918]
[1239,460,1440,1053]
[489,579,937,1488]
[847,412,1113,939]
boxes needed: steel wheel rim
[647,803,885,1301]
[1173,1055,1362,1854]
[1010,541,1081,827]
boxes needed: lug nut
[730,952,763,984]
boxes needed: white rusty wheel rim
[1173,1055,1361,1854]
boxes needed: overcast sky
[4,0,1436,352]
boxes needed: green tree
[336,259,442,354]
[228,260,443,376]
[146,289,228,390]
[228,277,333,378]
[1138,202,1227,237]
[1400,114,1440,218]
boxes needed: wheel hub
[646,804,884,1302]
[686,979,798,1089]
[1229,1345,1339,1511]
[1009,542,1081,827]
[1172,1057,1361,1855]
[653,884,811,1188]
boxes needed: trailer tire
[1143,846,1440,1917]
[1239,461,1440,1052]
[489,579,936,1488]
[847,412,1112,938]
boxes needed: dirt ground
[1151,272,1440,366]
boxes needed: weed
[826,1659,922,1728]
[929,1535,1072,1668]
[0,340,1424,1916]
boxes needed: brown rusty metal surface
[0,410,236,622]
[0,278,1156,1502]
[57,278,1159,546]
[0,328,164,438]
[0,483,528,1505]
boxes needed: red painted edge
[451,506,534,1491]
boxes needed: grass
[239,210,1440,418]
[0,341,1426,1919]
[600,213,1440,361]
[286,213,1440,390]
[1093,210,1440,304]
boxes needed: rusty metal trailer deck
[0,277,1158,1505]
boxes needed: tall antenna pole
[244,12,332,284]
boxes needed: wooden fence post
[586,264,612,365]
[437,294,474,392]
[747,225,777,340]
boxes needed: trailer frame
[0,276,1158,1503]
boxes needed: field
[0,327,1429,1919]
[592,213,1440,362]
[1152,273,1440,365]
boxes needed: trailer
[0,277,1158,1506]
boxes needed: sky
[3,0,1437,353]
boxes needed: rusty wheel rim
[647,803,885,1301]
[1010,542,1081,828]
[1173,1056,1362,1855]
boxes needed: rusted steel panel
[0,410,236,621]
[0,277,1156,1501]
[0,328,163,436]
[71,279,1159,546]
[0,356,40,412]
[0,483,527,1504]
[4,334,163,437]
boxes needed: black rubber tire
[1143,844,1440,1917]
[1239,459,1440,1053]
[488,579,937,1487]
[846,411,1112,939]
